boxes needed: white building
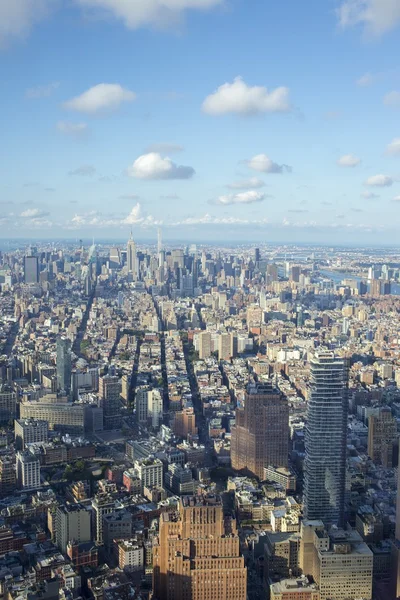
[16,451,41,490]
[148,389,163,429]
[135,458,163,490]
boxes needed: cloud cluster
[384,91,400,107]
[338,0,400,36]
[127,152,195,180]
[215,191,265,206]
[57,121,88,136]
[64,83,136,114]
[173,214,269,226]
[246,154,292,174]
[0,0,52,46]
[69,203,161,229]
[365,174,393,187]
[75,0,223,30]
[227,178,265,190]
[387,138,400,155]
[337,154,361,167]
[202,77,291,116]
[26,81,60,98]
[20,208,49,218]
[69,165,97,176]
[356,72,374,86]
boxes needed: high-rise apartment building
[16,451,41,490]
[127,235,137,278]
[368,407,397,467]
[198,332,211,359]
[303,352,348,527]
[55,504,91,553]
[136,386,149,424]
[0,387,17,424]
[152,494,247,600]
[148,389,163,429]
[135,458,163,491]
[14,419,49,450]
[231,382,289,479]
[56,337,72,395]
[0,456,16,497]
[99,375,122,430]
[173,407,197,439]
[24,256,39,284]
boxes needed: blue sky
[1,0,400,243]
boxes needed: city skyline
[1,1,400,243]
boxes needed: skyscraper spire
[157,227,162,254]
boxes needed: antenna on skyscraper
[158,228,162,254]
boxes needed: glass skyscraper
[56,337,72,396]
[304,351,348,527]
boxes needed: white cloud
[173,214,267,226]
[26,81,60,98]
[69,203,161,229]
[392,196,400,202]
[0,0,53,46]
[356,72,374,86]
[384,91,400,107]
[215,191,265,206]
[20,208,50,218]
[337,0,400,35]
[69,165,96,176]
[57,121,88,136]
[361,191,379,199]
[386,138,400,155]
[202,77,291,116]
[121,203,160,226]
[365,174,393,187]
[127,152,195,180]
[246,154,292,174]
[63,83,136,114]
[144,142,183,154]
[227,178,265,190]
[75,0,223,30]
[337,154,361,167]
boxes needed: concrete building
[368,408,398,467]
[14,419,48,450]
[148,389,163,429]
[172,407,197,439]
[16,451,41,490]
[135,458,163,491]
[135,386,149,424]
[270,577,320,600]
[231,381,289,479]
[103,511,132,554]
[55,504,91,553]
[56,337,72,396]
[304,352,348,527]
[127,235,137,278]
[117,540,144,571]
[0,387,17,424]
[24,256,39,284]
[20,398,86,434]
[198,332,211,359]
[99,375,122,430]
[152,494,247,600]
[91,494,115,544]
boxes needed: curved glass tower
[304,351,348,527]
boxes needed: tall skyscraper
[368,408,397,467]
[99,375,122,430]
[56,337,72,395]
[304,351,348,527]
[231,382,289,479]
[24,256,39,284]
[152,494,247,600]
[127,233,137,278]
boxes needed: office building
[56,337,72,395]
[0,456,17,497]
[55,504,91,553]
[152,494,247,600]
[103,511,132,554]
[135,386,149,424]
[368,408,397,467]
[24,256,39,284]
[127,235,137,278]
[20,398,86,434]
[0,387,17,424]
[303,352,348,527]
[99,375,122,430]
[117,540,144,571]
[173,407,197,439]
[270,578,320,600]
[148,389,163,429]
[231,382,289,479]
[91,494,115,544]
[16,451,41,490]
[15,419,49,450]
[299,521,372,600]
[135,458,163,491]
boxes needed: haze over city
[1,0,400,243]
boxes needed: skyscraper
[231,382,289,479]
[127,233,137,278]
[152,494,247,600]
[368,408,397,467]
[99,375,122,430]
[304,351,348,527]
[24,256,39,284]
[56,337,72,395]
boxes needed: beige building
[117,540,144,571]
[198,332,211,359]
[152,494,247,600]
[55,504,91,553]
[299,521,373,600]
[270,577,320,600]
[20,397,85,433]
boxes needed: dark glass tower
[56,337,72,396]
[304,351,348,527]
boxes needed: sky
[1,0,400,244]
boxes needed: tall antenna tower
[157,228,162,254]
